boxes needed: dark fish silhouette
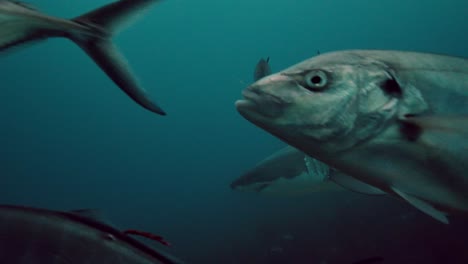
[0,204,186,263]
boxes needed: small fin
[71,0,165,115]
[330,173,386,195]
[391,187,449,224]
[124,229,172,247]
[253,57,272,81]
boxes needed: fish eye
[304,70,328,91]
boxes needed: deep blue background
[1,0,467,263]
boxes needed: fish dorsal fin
[330,172,386,196]
[254,57,272,81]
[391,187,449,224]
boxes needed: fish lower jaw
[236,93,285,120]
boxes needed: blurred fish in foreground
[0,0,166,115]
[0,204,186,264]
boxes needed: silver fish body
[236,50,468,223]
[0,205,186,264]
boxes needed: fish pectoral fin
[400,114,468,147]
[391,187,449,224]
[399,114,468,172]
[329,173,386,196]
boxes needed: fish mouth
[235,86,286,118]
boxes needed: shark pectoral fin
[330,173,386,195]
[391,187,449,224]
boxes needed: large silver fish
[0,0,166,115]
[0,204,186,263]
[236,50,468,223]
[236,57,383,196]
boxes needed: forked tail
[71,0,166,115]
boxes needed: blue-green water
[1,0,467,263]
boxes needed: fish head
[236,52,408,156]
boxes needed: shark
[230,145,345,195]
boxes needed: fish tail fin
[70,0,166,115]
